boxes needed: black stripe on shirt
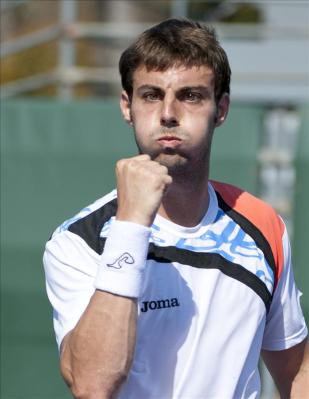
[68,198,117,254]
[67,196,271,311]
[147,243,272,312]
[215,191,277,288]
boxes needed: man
[44,19,308,398]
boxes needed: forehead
[132,65,215,90]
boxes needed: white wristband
[94,220,151,298]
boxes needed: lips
[157,135,182,146]
[158,136,181,141]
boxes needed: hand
[115,154,172,227]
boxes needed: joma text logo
[140,298,180,313]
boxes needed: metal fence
[1,0,308,101]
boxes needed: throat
[158,181,210,227]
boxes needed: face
[120,65,229,178]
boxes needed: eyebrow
[178,86,211,96]
[136,85,163,95]
[136,84,211,96]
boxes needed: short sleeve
[43,231,99,349]
[262,226,308,350]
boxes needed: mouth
[157,135,182,147]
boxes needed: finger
[163,176,173,195]
[133,154,151,162]
[147,162,169,175]
[163,175,173,185]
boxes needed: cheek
[132,107,158,135]
[131,115,150,148]
[183,113,215,141]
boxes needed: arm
[262,338,309,399]
[260,222,308,399]
[58,155,172,399]
[60,291,137,399]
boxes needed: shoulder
[211,180,284,233]
[211,180,285,285]
[49,189,118,255]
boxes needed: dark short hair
[119,18,231,103]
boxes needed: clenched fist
[115,154,173,227]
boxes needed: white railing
[1,0,308,101]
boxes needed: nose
[160,94,179,128]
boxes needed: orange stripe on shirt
[211,180,285,287]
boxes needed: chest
[137,261,267,341]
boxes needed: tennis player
[44,19,308,398]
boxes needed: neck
[158,173,210,227]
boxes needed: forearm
[262,338,309,399]
[60,290,137,399]
[290,339,309,399]
[57,155,168,398]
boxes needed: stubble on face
[135,127,187,167]
[129,65,218,182]
[134,124,214,182]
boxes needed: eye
[142,92,161,101]
[183,91,203,102]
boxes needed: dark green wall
[1,99,307,398]
[1,99,137,399]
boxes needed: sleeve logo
[106,252,135,269]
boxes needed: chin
[155,153,189,174]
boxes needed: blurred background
[1,1,308,398]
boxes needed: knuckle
[116,159,126,170]
[128,159,139,170]
[160,165,169,174]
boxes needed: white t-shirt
[43,182,308,399]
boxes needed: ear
[120,90,132,125]
[215,93,230,127]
